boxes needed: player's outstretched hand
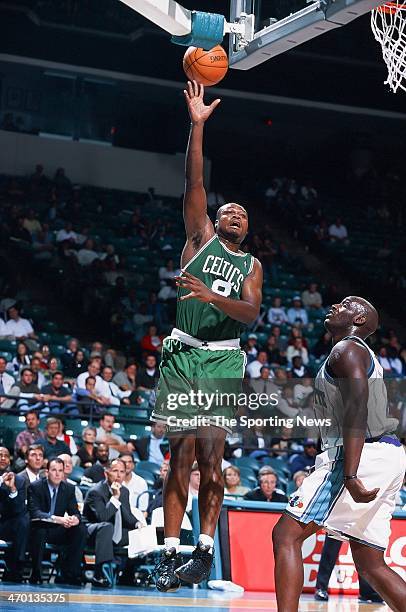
[345,478,379,504]
[184,80,221,125]
[175,271,213,303]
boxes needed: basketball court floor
[0,584,388,611]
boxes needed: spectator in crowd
[300,179,318,201]
[101,366,131,405]
[0,446,11,476]
[328,217,349,243]
[186,462,200,513]
[146,291,166,331]
[137,354,159,390]
[58,453,83,505]
[377,346,393,375]
[266,334,286,367]
[29,164,49,195]
[0,315,7,337]
[83,458,142,588]
[242,333,259,364]
[313,331,332,360]
[249,366,277,401]
[267,297,288,326]
[64,349,88,378]
[243,473,287,503]
[76,359,108,396]
[3,367,42,412]
[0,470,29,583]
[290,356,311,379]
[14,410,45,458]
[23,209,42,236]
[288,327,308,349]
[242,425,273,456]
[76,238,100,267]
[57,420,78,456]
[56,221,78,244]
[120,453,149,512]
[30,357,46,389]
[113,361,138,392]
[292,470,308,491]
[96,413,127,460]
[286,338,309,366]
[271,325,288,352]
[43,356,61,382]
[19,444,45,491]
[0,355,15,403]
[158,259,180,301]
[314,219,330,244]
[54,167,72,197]
[5,306,38,347]
[60,338,79,370]
[246,350,270,379]
[10,216,32,244]
[287,297,308,327]
[140,325,163,355]
[288,439,317,475]
[74,376,108,412]
[146,460,169,518]
[28,457,86,585]
[301,283,323,310]
[223,466,250,497]
[134,422,167,464]
[82,443,110,484]
[293,378,314,405]
[77,427,97,468]
[36,417,71,459]
[387,347,403,377]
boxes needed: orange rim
[377,2,406,13]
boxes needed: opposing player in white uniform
[272,296,406,612]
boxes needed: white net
[371,2,406,93]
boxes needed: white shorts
[286,438,406,551]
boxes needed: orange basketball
[183,45,228,87]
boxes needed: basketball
[183,45,228,86]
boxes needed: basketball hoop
[371,2,406,93]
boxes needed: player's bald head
[350,296,378,337]
[325,295,378,339]
[216,202,248,221]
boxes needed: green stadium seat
[234,456,260,472]
[136,460,161,476]
[64,419,85,437]
[0,340,16,352]
[124,423,147,438]
[134,468,156,488]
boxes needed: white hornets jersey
[314,335,398,450]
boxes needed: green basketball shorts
[151,337,247,434]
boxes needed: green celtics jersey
[176,234,255,341]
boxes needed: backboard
[228,0,385,70]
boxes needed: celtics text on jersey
[176,235,254,342]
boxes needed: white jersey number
[211,279,232,297]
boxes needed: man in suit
[0,471,29,582]
[19,444,45,494]
[134,422,167,463]
[28,457,86,585]
[83,458,141,588]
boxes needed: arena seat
[234,456,260,473]
[136,461,161,477]
[134,468,156,488]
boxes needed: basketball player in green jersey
[152,81,263,591]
